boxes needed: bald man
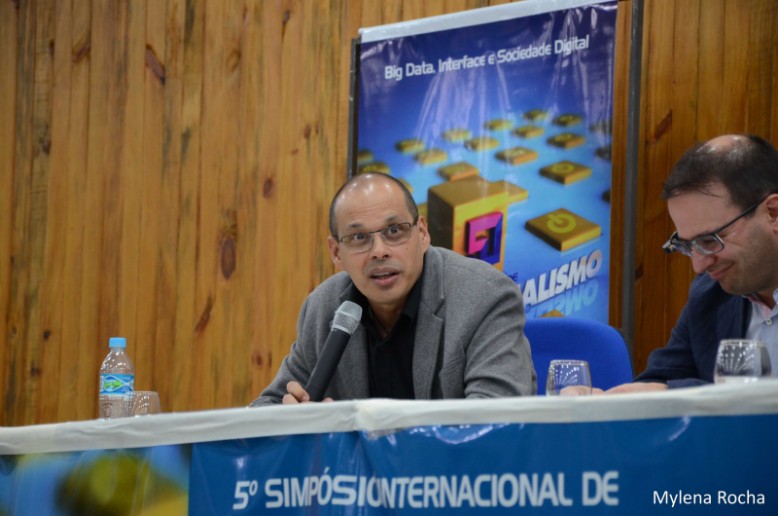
[608,134,778,393]
[251,173,536,405]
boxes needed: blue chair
[524,317,633,394]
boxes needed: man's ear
[766,194,778,225]
[417,216,431,251]
[328,236,343,270]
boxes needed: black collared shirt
[353,261,425,399]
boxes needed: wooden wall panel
[633,0,675,371]
[763,0,777,137]
[606,1,629,328]
[245,0,283,399]
[1,0,777,425]
[664,0,700,328]
[747,1,777,136]
[0,0,19,424]
[173,0,204,413]
[60,0,94,423]
[40,0,66,424]
[6,0,56,425]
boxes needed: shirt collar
[744,287,778,318]
[401,258,425,321]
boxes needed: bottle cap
[109,337,127,348]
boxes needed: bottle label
[100,373,135,395]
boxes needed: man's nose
[370,233,391,259]
[690,250,715,274]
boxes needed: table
[2,382,777,514]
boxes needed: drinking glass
[714,339,770,384]
[124,391,162,416]
[546,359,593,396]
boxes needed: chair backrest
[524,317,633,394]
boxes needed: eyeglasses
[662,199,764,257]
[336,221,417,253]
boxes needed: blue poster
[356,1,618,322]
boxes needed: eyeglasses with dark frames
[337,220,418,254]
[662,197,767,257]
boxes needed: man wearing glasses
[608,134,778,393]
[252,173,536,405]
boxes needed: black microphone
[305,301,363,401]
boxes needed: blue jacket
[636,274,750,388]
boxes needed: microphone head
[332,301,362,335]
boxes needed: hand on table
[558,382,667,396]
[282,381,333,404]
[604,382,668,394]
[558,385,597,396]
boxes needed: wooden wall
[1,0,776,426]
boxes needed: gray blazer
[252,246,536,405]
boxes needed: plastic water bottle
[98,337,135,419]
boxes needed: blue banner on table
[355,0,618,322]
[189,415,777,515]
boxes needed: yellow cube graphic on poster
[357,161,390,175]
[553,113,583,127]
[356,149,374,165]
[442,128,472,142]
[525,208,601,251]
[547,132,586,149]
[494,180,528,204]
[513,125,545,139]
[540,161,592,185]
[427,177,508,270]
[496,146,538,166]
[438,161,480,181]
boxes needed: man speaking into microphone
[251,173,536,405]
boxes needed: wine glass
[714,339,770,384]
[546,359,593,396]
[124,391,162,416]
